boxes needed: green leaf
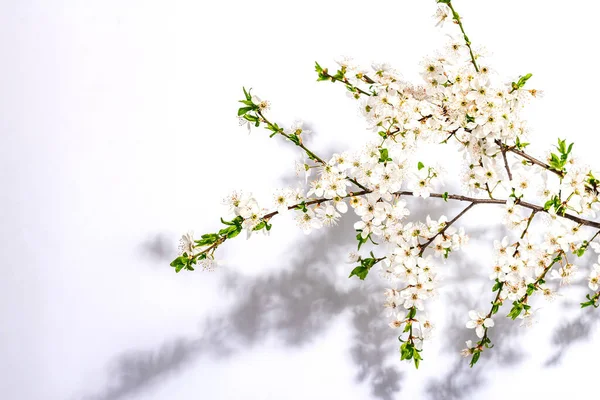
[242,87,252,101]
[315,61,323,73]
[238,106,254,116]
[442,192,449,202]
[218,226,237,236]
[507,301,524,320]
[515,136,530,150]
[378,148,391,163]
[400,342,414,361]
[581,293,600,308]
[512,73,533,91]
[418,161,425,170]
[253,221,266,231]
[227,229,241,239]
[356,230,369,250]
[470,351,480,367]
[243,114,258,123]
[543,198,555,211]
[232,216,243,227]
[288,134,301,146]
[349,265,369,280]
[315,61,330,82]
[491,280,502,292]
[170,256,189,273]
[557,138,566,155]
[413,350,422,369]
[332,69,345,82]
[491,302,500,315]
[295,201,307,213]
[170,256,186,267]
[196,233,219,247]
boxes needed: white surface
[2,1,600,399]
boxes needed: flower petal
[476,325,485,338]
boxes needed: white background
[2,1,600,399]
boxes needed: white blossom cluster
[176,0,600,367]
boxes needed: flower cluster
[171,0,600,369]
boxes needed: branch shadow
[79,174,550,400]
[79,212,405,400]
[543,248,600,367]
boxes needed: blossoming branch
[171,0,600,368]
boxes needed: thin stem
[419,202,476,256]
[495,140,565,179]
[500,145,513,181]
[258,110,326,164]
[518,250,564,306]
[446,1,479,72]
[395,191,600,230]
[257,110,368,191]
[469,209,538,366]
[588,229,600,245]
[320,70,372,96]
[192,236,226,261]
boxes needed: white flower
[288,120,311,137]
[550,263,578,285]
[588,263,600,291]
[306,179,325,198]
[433,4,451,28]
[316,204,341,227]
[200,257,219,272]
[296,208,323,234]
[251,95,270,112]
[323,176,350,199]
[178,231,195,256]
[460,340,474,358]
[353,219,382,239]
[540,284,559,302]
[222,190,253,216]
[295,160,312,183]
[411,168,434,198]
[517,308,539,328]
[466,310,494,338]
[346,251,360,264]
[418,315,435,339]
[388,312,404,329]
[239,201,262,231]
[401,286,426,310]
[273,189,291,214]
[331,196,348,213]
[238,116,252,133]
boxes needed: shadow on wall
[80,183,600,400]
[543,249,600,367]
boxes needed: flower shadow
[80,179,547,400]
